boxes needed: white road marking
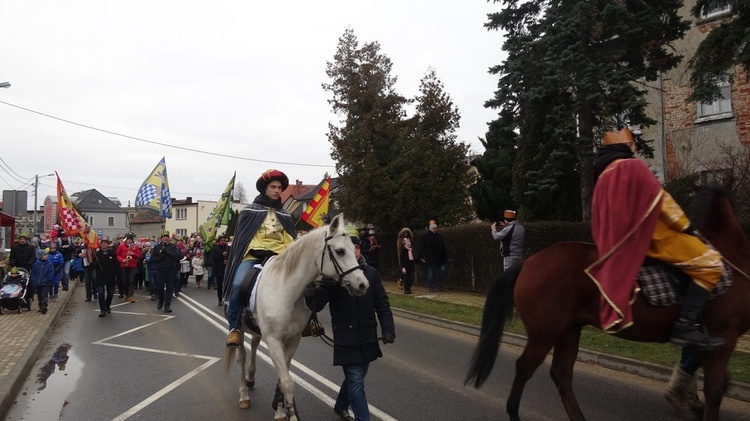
[179,293,399,421]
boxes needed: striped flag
[301,177,331,228]
[56,173,99,249]
[199,173,235,249]
[136,157,172,218]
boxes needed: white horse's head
[320,214,369,296]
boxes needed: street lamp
[33,173,55,235]
[0,82,10,88]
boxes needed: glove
[382,332,395,344]
[304,283,317,298]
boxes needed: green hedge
[375,219,750,293]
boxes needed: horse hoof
[239,400,251,409]
[246,379,255,389]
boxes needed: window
[176,208,188,220]
[108,216,115,226]
[88,216,94,226]
[176,229,187,237]
[697,77,731,119]
[699,2,731,20]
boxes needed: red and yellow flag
[56,173,99,249]
[301,177,331,228]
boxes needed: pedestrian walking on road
[46,244,64,301]
[305,236,395,421]
[150,232,182,313]
[30,249,54,314]
[116,234,141,303]
[95,238,118,317]
[191,252,204,288]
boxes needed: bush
[376,219,749,293]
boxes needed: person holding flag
[223,169,296,348]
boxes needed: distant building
[68,189,128,239]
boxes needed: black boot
[671,282,725,350]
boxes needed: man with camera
[491,210,525,270]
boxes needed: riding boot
[664,364,704,419]
[226,329,242,347]
[670,282,725,350]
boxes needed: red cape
[586,159,663,332]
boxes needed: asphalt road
[6,285,750,420]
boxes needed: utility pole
[33,174,39,235]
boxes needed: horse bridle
[320,233,364,285]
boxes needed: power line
[0,160,28,185]
[0,156,33,181]
[0,100,334,168]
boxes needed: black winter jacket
[10,242,37,271]
[149,242,183,271]
[309,260,395,366]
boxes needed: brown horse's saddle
[637,259,733,306]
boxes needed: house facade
[71,189,128,240]
[164,197,248,239]
[642,1,747,183]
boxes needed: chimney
[186,197,192,204]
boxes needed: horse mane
[690,185,733,230]
[272,225,328,278]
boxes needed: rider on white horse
[224,169,296,347]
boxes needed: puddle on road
[7,343,84,420]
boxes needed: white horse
[223,213,369,420]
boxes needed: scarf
[252,193,283,209]
[593,144,635,181]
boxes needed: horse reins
[320,233,363,286]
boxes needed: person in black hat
[223,169,296,347]
[10,234,36,272]
[149,232,183,313]
[57,231,75,291]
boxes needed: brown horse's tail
[464,261,523,388]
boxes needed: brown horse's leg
[550,327,586,421]
[701,336,737,421]
[507,339,554,421]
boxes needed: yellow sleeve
[659,190,690,231]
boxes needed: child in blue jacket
[30,249,54,314]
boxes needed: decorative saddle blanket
[637,261,733,306]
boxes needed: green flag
[200,173,236,249]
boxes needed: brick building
[643,1,747,183]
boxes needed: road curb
[0,281,77,420]
[391,307,750,403]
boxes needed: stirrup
[301,318,325,337]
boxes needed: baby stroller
[1,267,32,314]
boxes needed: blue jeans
[61,260,71,289]
[335,362,371,421]
[227,259,259,330]
[426,265,446,291]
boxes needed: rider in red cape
[586,128,725,349]
[223,169,296,347]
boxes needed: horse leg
[550,327,586,421]
[507,338,554,421]
[701,337,736,421]
[246,334,261,389]
[236,341,251,409]
[266,336,301,421]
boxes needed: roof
[281,182,316,203]
[72,189,126,213]
[129,209,163,224]
[296,177,339,201]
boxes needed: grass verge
[387,292,750,384]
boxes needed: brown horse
[465,186,750,421]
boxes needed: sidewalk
[0,281,78,420]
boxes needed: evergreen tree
[689,0,750,102]
[323,30,473,229]
[484,0,689,220]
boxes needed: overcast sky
[1,1,503,211]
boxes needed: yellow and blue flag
[136,157,172,218]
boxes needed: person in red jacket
[116,233,142,303]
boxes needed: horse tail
[464,260,523,388]
[223,346,237,377]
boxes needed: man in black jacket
[417,220,448,292]
[10,234,37,272]
[306,236,395,421]
[149,232,182,313]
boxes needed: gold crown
[602,128,634,145]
